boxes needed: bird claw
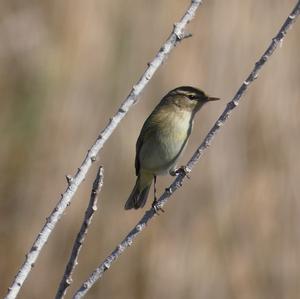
[170,166,191,179]
[152,200,165,215]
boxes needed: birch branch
[55,167,104,299]
[4,1,204,298]
[72,2,300,298]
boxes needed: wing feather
[134,108,160,176]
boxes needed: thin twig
[4,1,204,298]
[55,167,104,299]
[72,2,300,298]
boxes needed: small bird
[125,86,220,210]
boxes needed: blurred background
[1,0,300,298]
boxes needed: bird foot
[170,166,191,179]
[152,200,165,215]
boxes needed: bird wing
[135,132,143,176]
[134,111,158,176]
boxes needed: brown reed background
[1,0,300,298]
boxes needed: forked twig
[55,167,104,299]
[72,2,300,298]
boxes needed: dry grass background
[1,0,300,298]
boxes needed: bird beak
[206,96,220,101]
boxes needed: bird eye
[188,95,198,100]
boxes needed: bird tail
[124,172,153,210]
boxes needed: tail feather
[125,173,152,210]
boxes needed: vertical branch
[55,167,104,299]
[4,1,204,298]
[72,2,300,298]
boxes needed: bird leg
[151,175,165,214]
[170,166,191,179]
[153,175,157,202]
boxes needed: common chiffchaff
[125,86,220,210]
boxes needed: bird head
[164,86,220,114]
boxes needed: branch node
[160,45,166,52]
[136,224,143,232]
[103,262,110,270]
[262,54,268,62]
[173,21,193,41]
[165,187,172,194]
[182,32,193,39]
[216,120,223,128]
[66,175,73,184]
[173,22,182,37]
[279,39,284,48]
[233,100,239,107]
[117,244,124,251]
[132,85,138,93]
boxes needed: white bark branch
[55,167,104,299]
[4,1,204,298]
[72,2,300,298]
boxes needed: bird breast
[139,109,192,174]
